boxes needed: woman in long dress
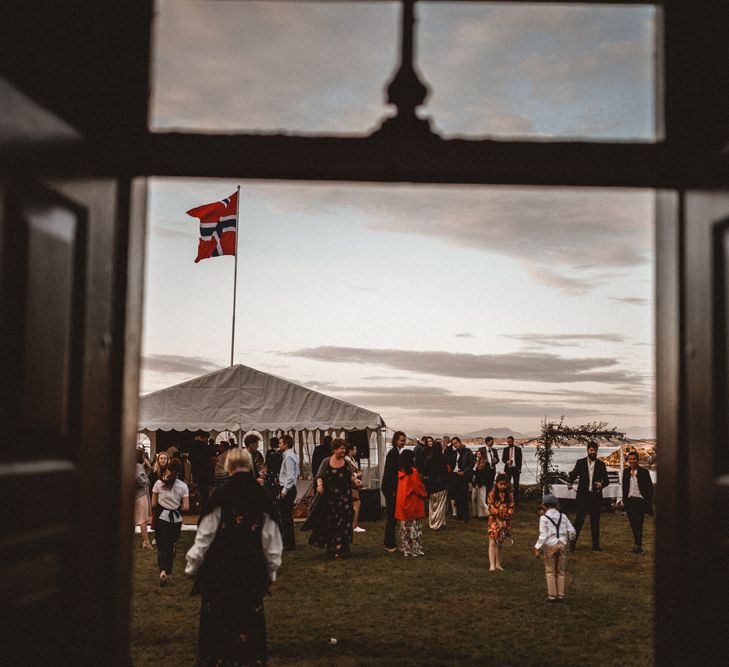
[303,438,360,558]
[186,447,282,667]
[395,449,428,556]
[424,442,448,530]
[134,448,153,549]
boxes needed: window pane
[150,0,400,134]
[419,2,656,140]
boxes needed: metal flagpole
[230,185,241,367]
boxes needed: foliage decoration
[535,416,625,493]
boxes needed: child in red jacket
[395,449,428,557]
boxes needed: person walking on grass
[568,441,609,551]
[345,441,366,533]
[277,434,299,551]
[151,457,189,587]
[382,430,406,552]
[621,450,654,555]
[134,448,153,550]
[452,437,475,522]
[502,435,523,504]
[395,449,428,557]
[424,441,449,530]
[487,473,514,571]
[534,494,576,602]
[185,447,282,667]
[303,438,360,559]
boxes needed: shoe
[547,596,557,603]
[635,546,645,555]
[557,596,565,603]
[159,573,168,588]
[353,527,366,533]
[592,546,602,552]
[385,547,397,553]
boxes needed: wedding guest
[487,474,514,571]
[278,434,299,551]
[442,436,457,518]
[345,441,366,533]
[189,430,213,510]
[483,436,500,495]
[395,449,427,557]
[148,451,169,489]
[622,450,654,555]
[533,494,576,602]
[424,441,449,530]
[304,438,359,558]
[382,431,406,552]
[264,440,283,492]
[186,447,282,666]
[416,436,433,516]
[568,441,610,551]
[311,435,332,482]
[134,448,153,550]
[502,436,523,503]
[244,433,265,484]
[211,439,233,490]
[151,458,189,587]
[471,447,490,519]
[452,437,475,522]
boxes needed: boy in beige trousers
[534,494,576,602]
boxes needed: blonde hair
[225,447,252,474]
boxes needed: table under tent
[137,364,387,510]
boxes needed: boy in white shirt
[534,494,576,602]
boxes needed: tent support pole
[230,184,241,367]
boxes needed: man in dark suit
[311,435,332,481]
[622,450,654,555]
[568,441,610,551]
[452,437,475,522]
[502,435,523,502]
[442,435,457,517]
[483,436,500,496]
[381,430,406,552]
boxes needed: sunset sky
[141,1,656,437]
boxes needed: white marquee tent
[138,364,386,487]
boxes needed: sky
[141,1,656,437]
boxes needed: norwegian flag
[186,191,238,263]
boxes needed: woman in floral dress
[487,473,514,571]
[304,438,360,558]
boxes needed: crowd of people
[133,431,654,665]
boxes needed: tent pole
[377,427,385,507]
[230,184,241,367]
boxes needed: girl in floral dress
[487,473,514,571]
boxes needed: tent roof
[138,364,384,432]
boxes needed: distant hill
[624,425,656,440]
[461,427,537,440]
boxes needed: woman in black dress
[303,438,360,558]
[185,447,282,667]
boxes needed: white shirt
[152,478,189,523]
[587,458,596,491]
[534,508,577,549]
[628,469,643,498]
[279,448,299,495]
[486,447,495,467]
[185,509,282,581]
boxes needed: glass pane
[151,1,656,142]
[419,2,656,140]
[150,0,400,134]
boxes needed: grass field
[132,500,654,666]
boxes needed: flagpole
[230,185,241,367]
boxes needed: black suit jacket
[622,466,654,513]
[381,446,402,497]
[483,446,499,470]
[456,447,475,480]
[502,445,522,472]
[568,456,609,496]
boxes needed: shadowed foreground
[133,500,653,666]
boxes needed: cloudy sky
[142,1,656,437]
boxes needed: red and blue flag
[186,191,238,263]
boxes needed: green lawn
[132,501,653,666]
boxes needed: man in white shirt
[534,494,576,602]
[621,450,654,555]
[278,434,300,551]
[567,441,609,551]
